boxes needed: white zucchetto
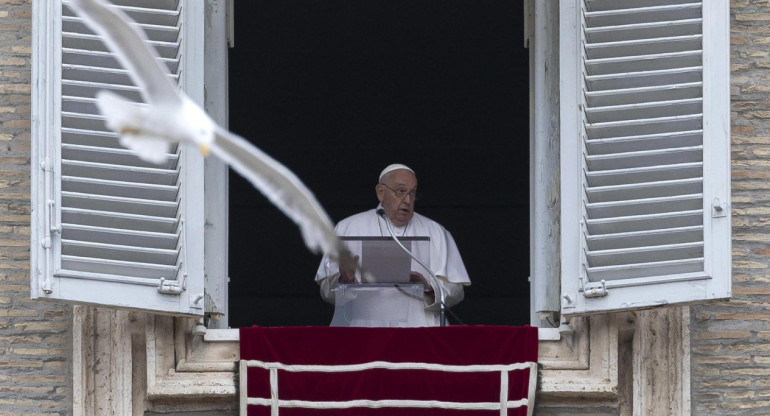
[379,164,415,182]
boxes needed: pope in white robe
[315,164,471,326]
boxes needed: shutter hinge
[190,293,204,309]
[41,157,60,234]
[40,157,56,295]
[47,200,61,234]
[583,279,608,298]
[562,293,576,310]
[158,278,183,295]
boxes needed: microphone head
[376,207,385,216]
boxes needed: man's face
[376,169,418,226]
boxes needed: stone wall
[689,0,770,414]
[0,0,72,414]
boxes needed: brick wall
[690,0,770,414]
[0,0,72,414]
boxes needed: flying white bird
[66,0,350,264]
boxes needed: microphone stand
[378,209,447,326]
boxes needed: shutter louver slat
[62,177,178,204]
[586,82,703,107]
[586,178,702,204]
[586,98,702,123]
[584,3,702,27]
[585,19,702,43]
[62,240,178,265]
[62,16,179,42]
[62,64,179,86]
[62,224,179,250]
[62,32,181,59]
[585,209,703,234]
[62,64,133,85]
[61,256,178,279]
[585,114,702,140]
[61,7,181,29]
[586,0,697,12]
[62,79,143,94]
[61,144,178,168]
[580,0,706,284]
[586,146,703,170]
[586,162,703,187]
[61,160,180,185]
[62,191,179,218]
[586,51,703,76]
[586,194,703,217]
[108,0,178,8]
[585,130,702,154]
[61,110,129,131]
[61,129,123,148]
[586,67,702,90]
[62,19,180,44]
[61,208,178,234]
[585,35,701,60]
[61,48,180,77]
[588,242,703,267]
[586,258,704,281]
[586,225,704,251]
[61,96,103,116]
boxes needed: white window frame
[201,0,230,327]
[527,0,562,330]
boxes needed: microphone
[377,208,447,326]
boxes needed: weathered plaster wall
[689,0,770,414]
[0,0,72,414]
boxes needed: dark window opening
[228,0,529,327]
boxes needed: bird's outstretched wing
[69,0,347,260]
[210,126,340,256]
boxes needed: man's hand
[409,271,434,295]
[338,255,359,283]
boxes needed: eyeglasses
[380,183,419,201]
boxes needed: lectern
[330,236,432,327]
[330,283,428,327]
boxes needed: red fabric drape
[240,325,538,416]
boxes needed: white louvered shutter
[559,0,730,316]
[31,0,207,316]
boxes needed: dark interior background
[227,0,529,327]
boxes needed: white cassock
[315,208,471,326]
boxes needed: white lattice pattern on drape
[239,360,538,416]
